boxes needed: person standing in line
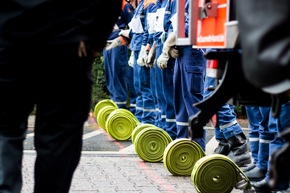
[126,0,139,115]
[247,102,290,192]
[0,0,121,193]
[243,106,274,181]
[144,0,163,128]
[103,0,137,111]
[141,0,159,126]
[153,0,177,139]
[120,0,156,124]
[203,57,252,166]
[155,0,207,148]
[175,0,206,149]
[136,0,158,124]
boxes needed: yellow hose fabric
[106,108,139,141]
[191,154,252,193]
[134,127,172,162]
[163,138,205,176]
[94,99,118,118]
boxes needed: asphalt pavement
[21,115,254,193]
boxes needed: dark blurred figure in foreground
[237,0,290,192]
[0,0,121,192]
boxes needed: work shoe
[227,142,252,167]
[241,163,256,172]
[213,139,231,155]
[252,179,273,193]
[227,133,252,167]
[245,166,267,182]
[251,179,288,193]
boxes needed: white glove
[105,36,129,50]
[165,32,178,58]
[137,45,148,66]
[119,29,130,38]
[128,51,134,68]
[157,52,169,69]
[169,47,179,58]
[157,32,178,69]
[146,41,156,68]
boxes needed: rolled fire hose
[163,138,206,176]
[94,99,118,118]
[134,127,172,162]
[131,123,157,144]
[106,108,139,141]
[191,154,252,193]
[96,105,118,131]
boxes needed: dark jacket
[0,0,122,51]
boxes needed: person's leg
[257,107,273,170]
[139,66,156,124]
[175,47,206,148]
[174,50,187,138]
[0,46,35,193]
[162,58,177,139]
[245,105,261,164]
[150,66,159,126]
[245,106,272,181]
[253,101,290,192]
[33,43,93,193]
[204,76,251,166]
[110,46,130,109]
[133,50,143,121]
[127,64,137,115]
[155,46,166,129]
[103,49,115,99]
[218,103,252,167]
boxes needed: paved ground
[22,115,285,193]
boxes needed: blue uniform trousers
[174,46,206,149]
[103,45,129,109]
[265,101,290,190]
[133,51,156,124]
[204,77,244,141]
[150,67,159,126]
[126,65,138,115]
[245,106,274,170]
[154,46,167,129]
[156,45,177,139]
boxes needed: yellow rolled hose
[96,105,117,131]
[163,138,206,176]
[131,123,157,144]
[106,108,139,141]
[134,127,172,162]
[93,99,118,118]
[191,154,252,193]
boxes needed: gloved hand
[157,52,169,69]
[105,36,129,50]
[145,41,156,68]
[157,32,178,69]
[165,32,178,58]
[169,47,179,58]
[119,29,130,38]
[128,51,134,68]
[137,45,148,66]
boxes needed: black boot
[241,163,256,172]
[227,133,252,167]
[214,139,231,155]
[252,179,274,193]
[245,166,267,182]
